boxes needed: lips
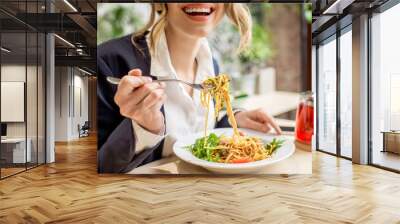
[182,4,215,19]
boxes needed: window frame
[367,0,400,173]
[315,21,353,161]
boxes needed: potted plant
[237,4,274,95]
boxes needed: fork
[106,76,211,90]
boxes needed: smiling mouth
[182,7,214,16]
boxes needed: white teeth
[184,8,211,14]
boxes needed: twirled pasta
[198,74,279,163]
[200,74,239,137]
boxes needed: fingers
[116,75,152,99]
[118,96,140,118]
[241,118,271,133]
[149,95,167,111]
[257,109,282,135]
[271,120,282,135]
[114,68,162,106]
[114,69,166,133]
[128,68,142,77]
[118,88,166,118]
[141,88,167,110]
[127,82,163,105]
[116,68,152,98]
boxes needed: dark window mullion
[72,68,75,118]
[44,0,48,165]
[316,44,320,151]
[336,26,341,157]
[36,0,39,168]
[0,23,2,179]
[367,11,373,165]
[25,0,28,171]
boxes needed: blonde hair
[132,3,252,55]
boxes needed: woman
[97,3,282,173]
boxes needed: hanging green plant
[304,3,312,24]
[239,23,272,65]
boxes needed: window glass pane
[340,29,352,158]
[27,31,38,169]
[38,32,45,165]
[1,29,28,177]
[371,3,400,171]
[0,0,46,179]
[26,0,41,169]
[318,37,337,154]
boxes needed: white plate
[173,128,295,174]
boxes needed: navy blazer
[97,34,231,173]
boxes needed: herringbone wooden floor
[1,135,400,224]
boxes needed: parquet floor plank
[0,135,399,223]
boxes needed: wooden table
[381,131,400,154]
[1,138,32,164]
[127,135,312,175]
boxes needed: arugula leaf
[186,133,220,162]
[264,138,285,154]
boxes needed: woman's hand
[114,69,166,134]
[235,109,282,135]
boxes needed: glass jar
[295,91,314,144]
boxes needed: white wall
[72,73,89,138]
[54,67,89,141]
[55,66,70,141]
[1,66,25,134]
[1,64,46,164]
[1,65,39,138]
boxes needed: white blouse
[132,31,216,157]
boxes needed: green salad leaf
[264,138,285,155]
[186,133,221,162]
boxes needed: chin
[187,28,212,38]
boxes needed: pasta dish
[186,74,284,164]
